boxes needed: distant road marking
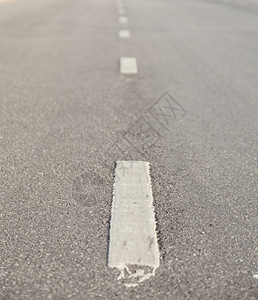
[118,29,131,39]
[117,0,124,7]
[120,57,138,74]
[118,16,128,24]
[108,161,160,287]
[118,8,126,15]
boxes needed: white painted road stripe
[120,57,138,74]
[118,16,128,24]
[117,0,124,7]
[118,29,131,39]
[108,161,159,286]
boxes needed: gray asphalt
[0,0,257,299]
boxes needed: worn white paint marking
[120,57,138,74]
[253,274,258,279]
[118,29,131,39]
[118,8,126,15]
[108,161,159,287]
[118,16,128,24]
[117,0,123,7]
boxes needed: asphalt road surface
[0,0,257,299]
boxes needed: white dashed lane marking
[118,29,131,39]
[108,161,159,287]
[120,57,138,74]
[118,16,128,24]
[117,0,124,7]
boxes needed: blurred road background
[0,0,257,299]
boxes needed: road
[0,0,257,299]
